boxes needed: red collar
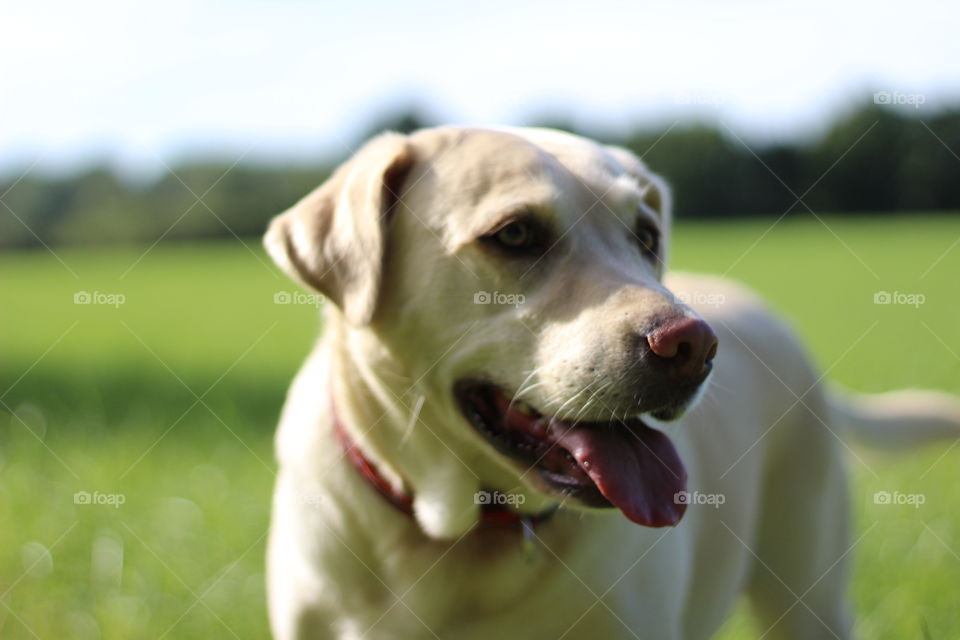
[331,401,557,534]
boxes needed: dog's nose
[646,316,718,378]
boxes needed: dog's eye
[634,224,660,260]
[496,221,533,247]
[482,217,547,256]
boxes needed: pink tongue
[554,423,687,527]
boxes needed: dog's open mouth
[456,381,688,527]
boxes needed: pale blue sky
[3,0,959,176]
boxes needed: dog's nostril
[645,316,718,378]
[705,340,718,365]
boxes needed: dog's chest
[327,518,686,639]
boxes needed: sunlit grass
[2,215,959,638]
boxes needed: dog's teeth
[514,401,534,415]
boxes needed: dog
[263,126,960,639]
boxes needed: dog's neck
[330,393,558,535]
[322,314,560,539]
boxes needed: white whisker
[400,394,425,445]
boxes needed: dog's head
[266,127,717,535]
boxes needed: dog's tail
[830,387,960,449]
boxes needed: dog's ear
[639,170,670,224]
[604,145,672,223]
[264,133,415,325]
[605,145,672,267]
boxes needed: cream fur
[264,126,960,640]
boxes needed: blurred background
[2,1,959,638]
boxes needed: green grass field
[2,215,960,639]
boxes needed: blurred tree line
[2,101,959,249]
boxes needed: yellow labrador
[263,127,960,639]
